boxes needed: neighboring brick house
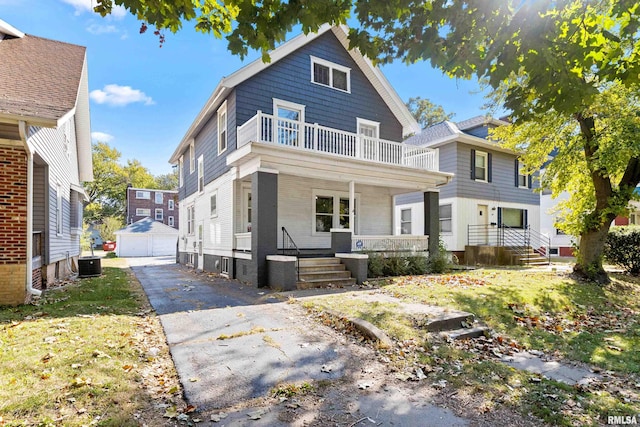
[0,20,93,305]
[126,187,179,228]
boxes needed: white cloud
[86,23,118,35]
[91,131,114,142]
[90,84,155,107]
[61,0,126,19]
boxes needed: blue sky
[2,0,494,176]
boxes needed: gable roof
[115,217,179,235]
[169,25,419,164]
[405,115,516,154]
[0,19,86,127]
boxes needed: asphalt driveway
[129,259,469,426]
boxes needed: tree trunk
[574,221,612,284]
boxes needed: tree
[97,216,123,242]
[155,169,179,190]
[406,97,454,129]
[96,0,640,281]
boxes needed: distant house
[0,20,93,304]
[539,189,577,257]
[169,25,452,288]
[396,116,545,265]
[126,187,179,228]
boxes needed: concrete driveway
[129,261,469,426]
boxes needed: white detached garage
[115,217,178,257]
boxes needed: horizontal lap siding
[204,171,234,251]
[235,31,403,141]
[29,121,82,263]
[277,175,392,249]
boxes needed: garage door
[119,234,150,257]
[152,235,177,256]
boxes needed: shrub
[427,240,450,274]
[97,216,123,242]
[604,226,640,275]
[366,252,430,278]
[367,252,386,278]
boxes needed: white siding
[29,119,82,262]
[540,192,575,250]
[277,175,393,248]
[203,170,234,251]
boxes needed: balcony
[237,111,439,171]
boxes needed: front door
[477,204,489,244]
[358,119,379,161]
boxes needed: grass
[303,268,640,426]
[0,258,185,426]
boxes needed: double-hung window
[310,56,350,92]
[400,209,412,234]
[515,159,532,188]
[155,208,163,221]
[197,155,204,193]
[439,204,452,233]
[187,206,195,235]
[136,191,150,199]
[168,199,174,210]
[210,192,217,218]
[218,102,227,154]
[136,208,151,216]
[471,149,491,182]
[155,192,163,204]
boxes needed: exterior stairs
[296,257,357,289]
[505,246,550,266]
[425,311,490,340]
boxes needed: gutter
[18,121,41,297]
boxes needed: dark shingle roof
[404,121,459,146]
[0,34,85,122]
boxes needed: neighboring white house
[115,217,178,257]
[396,116,542,263]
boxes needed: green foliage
[428,240,450,274]
[604,226,640,275]
[80,222,92,252]
[405,97,454,129]
[367,253,431,278]
[97,216,123,242]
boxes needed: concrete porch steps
[296,257,357,289]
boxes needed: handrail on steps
[281,226,300,281]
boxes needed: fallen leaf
[163,406,178,419]
[189,377,200,382]
[185,405,197,413]
[122,365,134,372]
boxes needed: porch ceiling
[227,141,453,191]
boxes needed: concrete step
[424,312,475,332]
[441,326,490,340]
[299,264,346,273]
[298,257,341,267]
[296,277,357,289]
[298,270,352,281]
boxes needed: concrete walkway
[130,261,469,425]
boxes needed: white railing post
[313,123,319,151]
[256,110,262,142]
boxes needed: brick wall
[126,188,179,228]
[32,267,43,291]
[0,146,28,305]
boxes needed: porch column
[251,170,278,287]
[349,180,355,233]
[424,191,440,258]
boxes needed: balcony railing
[352,235,429,252]
[237,111,439,171]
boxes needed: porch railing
[467,224,551,264]
[237,111,439,171]
[281,227,300,281]
[352,235,429,252]
[235,232,251,251]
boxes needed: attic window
[310,56,350,93]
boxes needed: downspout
[18,121,41,297]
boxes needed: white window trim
[273,98,306,123]
[311,189,360,235]
[155,192,163,204]
[136,190,150,199]
[310,55,351,93]
[168,216,174,227]
[187,205,195,235]
[189,140,195,174]
[210,191,218,218]
[400,208,412,235]
[439,203,453,234]
[356,117,380,137]
[155,208,164,221]
[517,164,529,189]
[474,150,489,183]
[197,155,204,193]
[168,199,174,210]
[136,208,151,216]
[179,156,184,187]
[242,186,252,232]
[217,101,228,155]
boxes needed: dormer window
[310,56,350,93]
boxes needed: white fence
[237,111,439,171]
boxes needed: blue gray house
[396,116,545,264]
[169,25,453,288]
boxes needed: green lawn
[303,268,640,426]
[0,259,185,426]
